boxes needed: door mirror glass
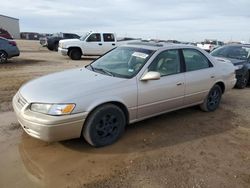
[140,71,160,81]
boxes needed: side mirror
[140,71,161,81]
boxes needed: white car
[197,40,224,52]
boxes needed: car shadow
[60,106,236,154]
[17,105,237,186]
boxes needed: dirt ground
[0,40,250,188]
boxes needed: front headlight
[235,64,244,70]
[30,103,75,115]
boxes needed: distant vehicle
[197,40,224,52]
[47,33,80,51]
[58,32,140,60]
[0,28,13,40]
[13,43,236,147]
[0,37,20,63]
[39,34,52,47]
[211,44,250,89]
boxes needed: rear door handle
[210,75,215,78]
[98,43,102,46]
[112,43,116,46]
[176,83,183,86]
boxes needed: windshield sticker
[132,52,149,59]
[128,69,134,72]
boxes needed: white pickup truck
[197,40,224,52]
[58,32,139,60]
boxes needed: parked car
[0,28,13,40]
[58,31,140,60]
[211,44,250,88]
[47,33,80,51]
[197,40,224,52]
[13,43,236,147]
[0,37,20,63]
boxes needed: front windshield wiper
[89,65,114,77]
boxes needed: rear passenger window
[148,50,181,76]
[183,49,212,71]
[103,33,115,42]
[87,33,101,42]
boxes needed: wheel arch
[0,50,8,57]
[68,46,83,56]
[84,101,129,126]
[215,81,225,94]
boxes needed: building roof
[0,14,19,21]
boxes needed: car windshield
[211,45,250,61]
[80,32,90,41]
[88,47,155,78]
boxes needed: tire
[53,42,59,51]
[200,85,222,112]
[47,45,54,51]
[235,71,249,89]
[83,104,126,147]
[69,49,82,60]
[0,51,8,64]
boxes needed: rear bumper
[8,47,20,58]
[12,93,87,142]
[58,47,68,56]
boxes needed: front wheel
[200,85,222,112]
[83,104,126,147]
[235,71,249,89]
[69,49,82,60]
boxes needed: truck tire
[69,48,82,60]
[53,42,59,51]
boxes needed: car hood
[214,56,247,66]
[19,68,126,103]
[59,39,80,46]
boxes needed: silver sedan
[13,43,236,147]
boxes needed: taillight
[9,41,17,46]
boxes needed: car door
[102,33,116,54]
[137,49,185,119]
[84,33,103,55]
[182,48,215,105]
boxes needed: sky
[1,0,250,42]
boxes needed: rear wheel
[235,71,249,89]
[83,104,126,147]
[200,85,222,112]
[69,48,82,60]
[0,51,8,64]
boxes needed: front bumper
[12,93,88,142]
[58,47,68,56]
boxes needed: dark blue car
[211,44,250,89]
[0,37,20,64]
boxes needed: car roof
[223,44,250,48]
[0,37,7,40]
[123,41,200,51]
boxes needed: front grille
[16,93,28,109]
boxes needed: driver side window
[148,50,181,76]
[87,33,101,42]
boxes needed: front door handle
[112,43,116,46]
[98,43,102,46]
[176,83,183,86]
[210,75,215,78]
